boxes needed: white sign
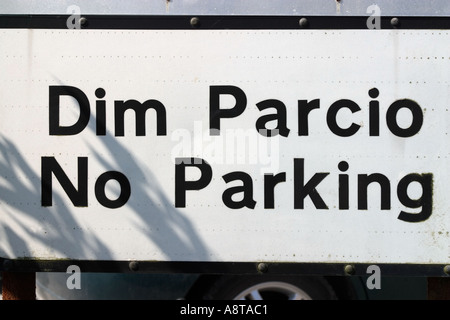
[0,29,449,265]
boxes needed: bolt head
[79,17,88,27]
[190,17,200,28]
[257,263,268,273]
[129,261,139,271]
[344,264,355,275]
[299,18,309,28]
[444,265,450,275]
[391,17,400,27]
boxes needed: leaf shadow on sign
[0,113,211,268]
[85,113,212,263]
[0,136,113,261]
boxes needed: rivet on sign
[79,17,88,27]
[190,17,200,28]
[444,265,450,275]
[344,264,355,275]
[257,263,268,273]
[390,17,400,28]
[129,261,139,271]
[299,18,309,28]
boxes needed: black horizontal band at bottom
[1,258,449,277]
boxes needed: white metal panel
[0,29,449,264]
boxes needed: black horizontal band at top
[1,257,449,276]
[0,14,449,30]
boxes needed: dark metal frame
[0,14,449,29]
[0,14,449,276]
[2,258,449,277]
